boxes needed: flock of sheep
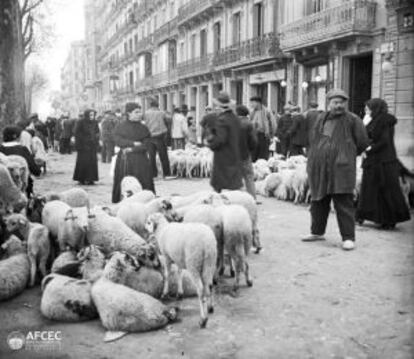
[1,158,261,341]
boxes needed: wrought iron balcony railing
[153,17,178,44]
[279,0,377,51]
[213,33,283,68]
[152,69,178,87]
[178,0,220,25]
[177,54,214,79]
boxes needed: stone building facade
[79,0,413,164]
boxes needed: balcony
[279,0,377,52]
[178,0,220,26]
[154,17,178,44]
[213,33,283,68]
[152,69,178,87]
[177,55,214,79]
[133,0,156,22]
[135,34,154,55]
[135,76,155,93]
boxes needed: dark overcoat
[357,113,410,224]
[201,111,243,192]
[73,116,99,183]
[307,111,369,201]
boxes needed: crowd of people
[0,89,411,252]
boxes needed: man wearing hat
[249,96,276,161]
[275,104,293,157]
[303,88,369,251]
[201,92,242,192]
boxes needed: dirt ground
[0,152,413,359]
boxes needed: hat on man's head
[213,92,235,110]
[327,88,349,101]
[249,96,262,103]
[125,102,141,113]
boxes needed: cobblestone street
[0,152,413,359]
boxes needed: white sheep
[45,188,90,208]
[0,164,27,214]
[0,235,30,301]
[169,190,214,209]
[77,245,106,282]
[120,176,142,200]
[218,190,261,254]
[6,213,50,286]
[57,207,89,252]
[91,251,178,341]
[257,173,283,197]
[146,213,217,328]
[214,204,253,292]
[40,273,98,322]
[51,251,78,273]
[6,155,29,194]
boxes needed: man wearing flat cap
[303,88,369,251]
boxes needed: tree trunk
[0,0,26,134]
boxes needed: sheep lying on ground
[146,213,216,328]
[6,214,50,286]
[51,251,78,273]
[91,252,178,342]
[0,235,30,301]
[0,164,27,214]
[45,188,90,208]
[120,176,142,200]
[40,273,97,322]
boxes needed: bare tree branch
[21,0,44,17]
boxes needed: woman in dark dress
[0,125,41,197]
[111,102,155,203]
[73,109,99,185]
[357,98,410,229]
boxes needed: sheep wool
[91,252,177,341]
[41,274,97,322]
[46,188,90,208]
[0,236,30,301]
[0,164,27,213]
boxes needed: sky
[34,0,85,117]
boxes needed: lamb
[40,273,97,322]
[0,235,30,301]
[146,213,217,328]
[120,176,142,199]
[6,213,50,286]
[0,164,27,214]
[91,251,178,341]
[6,155,29,193]
[214,204,253,292]
[45,188,90,208]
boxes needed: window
[124,42,128,54]
[233,12,241,44]
[169,40,177,69]
[200,29,207,57]
[179,42,184,62]
[129,39,133,53]
[134,34,138,50]
[253,3,264,37]
[213,22,221,52]
[129,71,134,88]
[190,34,196,59]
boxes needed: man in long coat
[201,92,242,192]
[303,89,369,250]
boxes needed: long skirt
[111,150,155,203]
[357,160,410,225]
[73,149,98,182]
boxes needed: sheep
[41,200,71,240]
[77,245,106,282]
[51,251,78,273]
[290,164,308,204]
[6,155,29,194]
[57,207,89,252]
[146,213,217,328]
[45,188,90,208]
[40,274,98,322]
[105,190,156,216]
[91,251,178,341]
[256,173,283,197]
[26,195,46,223]
[0,235,30,301]
[0,164,27,214]
[169,190,214,209]
[6,213,50,286]
[120,176,142,200]
[218,190,261,254]
[214,204,253,292]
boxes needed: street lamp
[301,81,309,89]
[315,74,322,82]
[280,80,287,88]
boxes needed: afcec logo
[7,330,62,352]
[7,331,25,351]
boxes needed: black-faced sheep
[146,213,217,328]
[120,176,142,200]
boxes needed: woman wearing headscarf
[356,98,410,229]
[111,102,155,203]
[73,109,99,185]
